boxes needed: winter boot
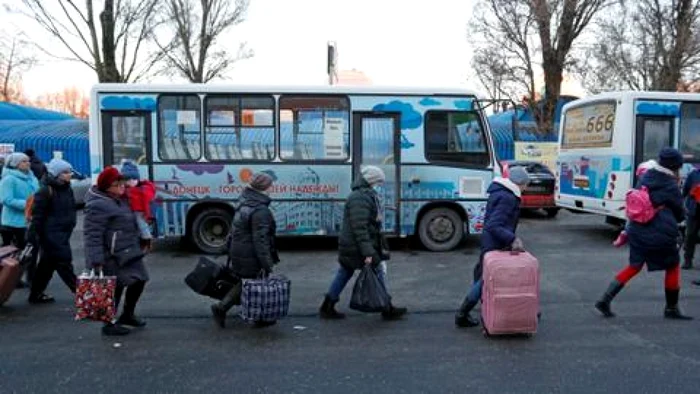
[595,280,624,318]
[319,295,345,319]
[664,289,693,320]
[455,298,479,328]
[381,304,407,321]
[102,323,130,336]
[211,287,239,328]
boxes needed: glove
[511,237,525,252]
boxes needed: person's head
[361,165,385,188]
[508,166,531,192]
[248,172,274,194]
[47,158,73,184]
[121,161,140,187]
[23,149,35,158]
[97,167,125,197]
[6,152,30,173]
[658,147,683,175]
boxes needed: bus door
[634,115,675,185]
[101,111,153,180]
[352,112,401,234]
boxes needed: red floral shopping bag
[75,270,117,323]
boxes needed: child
[121,161,157,246]
[613,159,658,247]
[455,166,530,328]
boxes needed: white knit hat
[361,165,385,185]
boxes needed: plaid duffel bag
[240,275,291,323]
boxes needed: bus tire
[545,208,560,218]
[418,207,464,252]
[191,207,233,254]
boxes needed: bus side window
[681,103,700,161]
[158,95,202,161]
[425,111,489,167]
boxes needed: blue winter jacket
[0,168,39,228]
[682,168,700,217]
[480,178,522,255]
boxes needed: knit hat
[24,149,35,158]
[508,166,531,186]
[249,172,274,192]
[97,167,123,191]
[658,147,683,171]
[6,152,29,168]
[47,158,73,177]
[361,165,385,185]
[121,161,141,180]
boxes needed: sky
[1,0,585,99]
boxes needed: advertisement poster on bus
[514,142,559,170]
[562,102,616,148]
[0,143,14,155]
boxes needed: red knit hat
[97,167,123,191]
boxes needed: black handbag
[184,256,238,301]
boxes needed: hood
[643,166,677,189]
[1,167,33,181]
[489,177,522,198]
[351,177,372,191]
[239,187,271,208]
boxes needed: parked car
[71,170,90,206]
[504,160,559,217]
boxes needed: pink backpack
[625,186,660,223]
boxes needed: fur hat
[97,167,123,191]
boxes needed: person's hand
[140,238,153,253]
[364,256,373,265]
[511,237,525,252]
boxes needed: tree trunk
[541,55,563,134]
[99,0,121,82]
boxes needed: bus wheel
[191,207,232,254]
[418,207,464,252]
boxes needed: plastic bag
[349,265,391,313]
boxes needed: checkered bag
[240,274,291,323]
[75,270,117,323]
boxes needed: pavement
[2,210,700,393]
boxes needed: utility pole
[327,41,338,85]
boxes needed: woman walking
[84,167,151,336]
[595,148,692,320]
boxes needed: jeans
[326,261,387,302]
[467,279,484,303]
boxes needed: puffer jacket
[627,166,684,271]
[228,187,279,278]
[27,175,77,262]
[0,168,39,228]
[84,186,149,286]
[337,178,383,270]
[682,168,700,217]
[480,178,522,255]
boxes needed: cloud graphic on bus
[101,96,157,111]
[372,101,422,129]
[419,98,442,106]
[176,164,225,175]
[454,100,473,110]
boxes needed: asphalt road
[2,210,700,393]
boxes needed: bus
[555,91,700,225]
[89,84,502,253]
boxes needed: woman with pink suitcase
[455,166,531,329]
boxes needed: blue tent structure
[0,102,90,175]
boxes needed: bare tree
[17,0,163,83]
[580,0,700,92]
[0,33,36,102]
[470,0,611,132]
[156,0,253,83]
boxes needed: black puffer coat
[84,187,149,286]
[229,187,279,278]
[627,167,684,271]
[338,178,383,270]
[27,176,77,262]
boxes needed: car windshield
[509,162,552,175]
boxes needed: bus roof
[564,90,700,107]
[90,83,482,97]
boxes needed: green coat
[338,178,384,270]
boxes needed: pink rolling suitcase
[481,250,539,337]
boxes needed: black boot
[319,295,345,319]
[664,289,693,320]
[381,304,407,320]
[211,286,240,328]
[455,299,479,328]
[595,280,624,318]
[102,323,130,336]
[117,282,146,327]
[682,258,693,270]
